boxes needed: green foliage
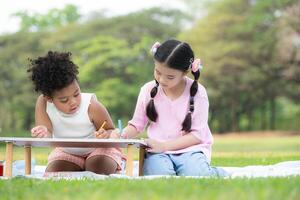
[0,1,299,134]
[275,97,300,130]
[0,32,43,132]
[180,0,300,132]
[73,35,159,121]
[12,4,80,32]
[0,7,184,134]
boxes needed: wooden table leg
[24,146,31,175]
[5,142,13,177]
[138,147,145,176]
[125,144,134,176]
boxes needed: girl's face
[154,61,186,90]
[48,80,82,114]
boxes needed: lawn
[0,133,300,200]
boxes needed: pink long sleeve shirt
[128,77,213,162]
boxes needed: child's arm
[88,96,115,138]
[110,124,140,139]
[146,134,201,153]
[31,95,53,138]
[122,124,140,138]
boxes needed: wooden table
[0,137,147,178]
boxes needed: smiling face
[154,61,186,90]
[47,80,82,114]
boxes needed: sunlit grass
[1,177,300,200]
[1,134,300,200]
[211,135,300,166]
[213,136,300,152]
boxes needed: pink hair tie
[191,58,203,72]
[150,42,161,55]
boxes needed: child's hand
[31,125,48,138]
[109,129,122,139]
[110,129,121,139]
[111,128,128,139]
[95,128,110,139]
[145,139,166,153]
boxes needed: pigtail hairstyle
[147,39,202,131]
[181,59,201,132]
[146,79,159,121]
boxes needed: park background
[0,0,299,199]
[0,0,299,135]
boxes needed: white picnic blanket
[1,160,300,180]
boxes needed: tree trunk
[269,97,276,130]
[247,110,253,130]
[23,109,33,131]
[231,99,239,132]
[260,104,267,130]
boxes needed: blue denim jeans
[143,151,227,177]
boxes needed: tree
[276,2,300,102]
[0,7,186,134]
[180,0,300,132]
[12,4,81,32]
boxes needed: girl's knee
[178,153,217,176]
[143,153,175,176]
[178,161,211,176]
[85,155,118,175]
[181,164,227,177]
[46,160,82,172]
[143,164,175,175]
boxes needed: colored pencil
[98,120,107,131]
[118,119,123,135]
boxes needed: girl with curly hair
[28,51,124,175]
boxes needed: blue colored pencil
[118,119,123,136]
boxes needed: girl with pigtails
[115,39,227,177]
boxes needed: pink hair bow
[150,42,161,55]
[191,58,203,72]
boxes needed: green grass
[1,177,299,200]
[211,136,300,166]
[1,135,300,200]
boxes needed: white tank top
[46,93,96,155]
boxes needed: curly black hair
[27,51,79,97]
